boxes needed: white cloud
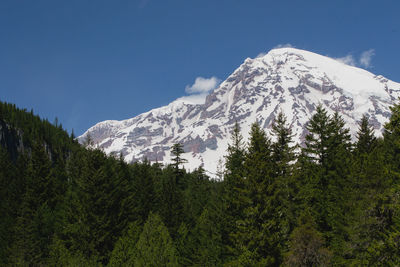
[359,49,375,68]
[185,76,220,94]
[334,49,375,69]
[177,76,221,105]
[273,43,294,49]
[335,54,357,66]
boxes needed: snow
[79,47,400,176]
[176,94,209,105]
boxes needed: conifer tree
[351,114,379,198]
[192,208,223,266]
[158,165,184,238]
[108,221,142,267]
[9,142,56,265]
[131,160,155,224]
[271,112,296,178]
[222,122,247,259]
[225,122,246,177]
[230,122,281,265]
[112,155,137,235]
[384,100,400,175]
[183,167,211,226]
[270,112,298,254]
[302,106,352,202]
[347,116,387,263]
[171,143,187,171]
[301,106,352,263]
[47,237,101,267]
[362,101,400,265]
[0,147,17,265]
[356,114,377,155]
[133,213,179,267]
[5,99,400,265]
[245,122,273,196]
[62,149,129,264]
[163,144,187,233]
[303,105,332,166]
[175,222,194,266]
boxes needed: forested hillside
[1,100,400,266]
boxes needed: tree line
[0,100,400,266]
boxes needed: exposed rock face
[79,48,400,175]
[0,119,25,161]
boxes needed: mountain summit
[79,48,400,174]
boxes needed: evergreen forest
[1,100,400,266]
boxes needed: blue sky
[1,0,399,135]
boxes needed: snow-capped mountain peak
[79,48,400,174]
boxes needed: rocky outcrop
[0,119,24,161]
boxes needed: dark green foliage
[271,112,296,178]
[157,165,185,238]
[270,112,298,257]
[133,213,179,267]
[175,222,194,266]
[225,122,246,177]
[1,100,400,266]
[300,106,354,263]
[108,221,142,266]
[0,147,18,265]
[384,99,400,178]
[171,143,187,171]
[47,238,102,267]
[229,122,282,265]
[61,148,135,264]
[192,186,225,266]
[131,160,156,225]
[192,208,223,266]
[8,142,63,265]
[183,167,213,226]
[222,123,247,260]
[356,114,377,154]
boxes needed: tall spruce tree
[347,115,386,264]
[230,122,281,265]
[271,112,298,255]
[222,122,247,260]
[301,106,353,264]
[225,122,246,177]
[356,115,377,155]
[171,143,187,171]
[364,100,400,265]
[384,100,400,176]
[271,112,296,178]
